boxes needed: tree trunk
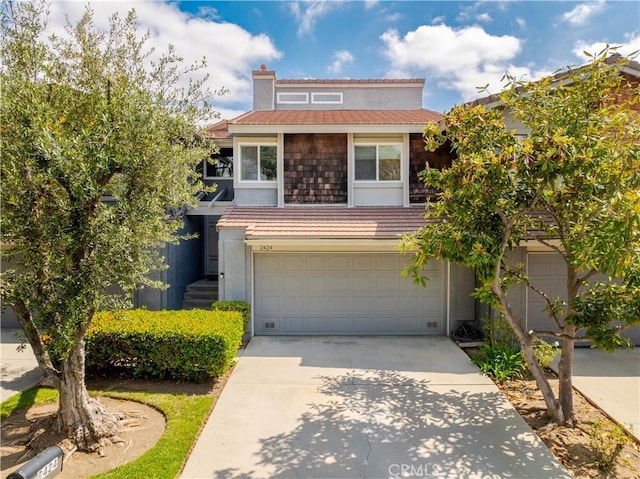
[491,280,566,424]
[56,338,121,453]
[557,337,575,425]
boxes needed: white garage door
[254,253,446,335]
[527,253,639,346]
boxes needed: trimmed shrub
[86,309,243,382]
[212,300,250,332]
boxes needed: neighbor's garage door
[527,253,640,346]
[254,253,446,335]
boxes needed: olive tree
[1,1,219,451]
[402,52,640,424]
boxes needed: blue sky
[46,1,639,120]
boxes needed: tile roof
[277,78,425,85]
[204,120,233,139]
[469,54,640,107]
[217,206,431,239]
[230,109,442,126]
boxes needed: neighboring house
[468,54,640,346]
[197,66,476,336]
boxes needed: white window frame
[353,142,403,183]
[311,92,343,104]
[237,142,278,183]
[277,92,309,104]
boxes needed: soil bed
[463,345,640,478]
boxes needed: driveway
[181,336,570,479]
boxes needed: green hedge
[212,300,250,331]
[86,309,243,382]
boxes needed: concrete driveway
[181,336,570,479]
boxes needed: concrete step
[184,290,218,300]
[182,279,219,310]
[186,280,219,292]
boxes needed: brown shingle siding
[409,133,455,203]
[284,134,348,204]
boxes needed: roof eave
[228,124,427,134]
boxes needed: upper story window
[205,148,234,179]
[240,144,277,182]
[277,92,308,104]
[311,92,343,104]
[354,144,402,181]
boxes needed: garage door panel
[326,317,354,332]
[260,255,281,271]
[352,296,373,313]
[282,296,303,311]
[353,255,373,271]
[260,297,281,314]
[374,296,397,312]
[329,255,350,271]
[328,276,351,295]
[304,317,328,333]
[306,255,327,270]
[375,255,397,271]
[281,317,302,334]
[255,253,446,335]
[329,296,352,313]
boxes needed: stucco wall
[234,188,278,206]
[274,85,423,110]
[218,227,249,302]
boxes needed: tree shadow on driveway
[216,369,570,479]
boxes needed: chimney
[252,65,276,111]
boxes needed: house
[191,65,476,336]
[467,54,640,346]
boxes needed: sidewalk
[550,347,640,441]
[1,329,41,403]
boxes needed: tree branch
[577,268,599,285]
[12,299,60,388]
[529,330,590,341]
[523,277,565,331]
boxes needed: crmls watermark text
[388,463,434,477]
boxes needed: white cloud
[561,0,606,26]
[380,25,554,101]
[515,17,526,29]
[431,15,446,25]
[476,13,492,23]
[290,1,342,37]
[327,50,354,74]
[572,34,640,60]
[384,12,403,23]
[43,1,281,118]
[364,0,380,9]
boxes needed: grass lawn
[1,384,215,479]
